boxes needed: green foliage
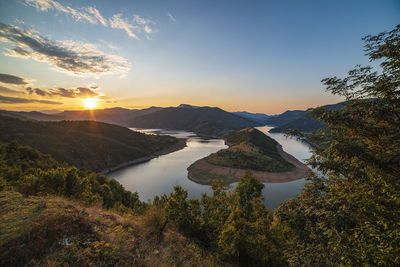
[206,127,295,172]
[0,141,143,212]
[164,172,283,265]
[277,25,400,266]
[165,186,201,234]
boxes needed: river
[107,126,312,209]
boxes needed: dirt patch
[187,144,310,185]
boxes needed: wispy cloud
[24,0,156,39]
[0,23,130,76]
[167,12,176,22]
[86,6,107,26]
[26,85,110,100]
[25,0,106,25]
[109,14,138,39]
[0,73,28,85]
[0,95,62,104]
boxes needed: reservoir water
[107,126,312,209]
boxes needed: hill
[128,106,260,137]
[188,128,309,185]
[58,106,163,126]
[269,113,325,133]
[231,111,271,124]
[0,109,61,121]
[0,191,217,266]
[0,115,185,172]
[266,102,346,132]
[264,110,307,127]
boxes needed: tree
[218,172,278,265]
[277,25,400,266]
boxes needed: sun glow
[83,98,97,109]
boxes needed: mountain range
[0,101,346,136]
[1,104,260,137]
[266,102,346,133]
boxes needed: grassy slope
[206,128,295,172]
[0,191,219,267]
[0,115,185,172]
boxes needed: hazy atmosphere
[1,0,398,113]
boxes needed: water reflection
[108,127,312,209]
[108,129,227,202]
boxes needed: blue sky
[0,0,398,113]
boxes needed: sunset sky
[0,0,398,114]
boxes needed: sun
[83,98,97,110]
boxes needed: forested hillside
[0,115,185,172]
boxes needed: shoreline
[187,144,310,185]
[101,138,186,174]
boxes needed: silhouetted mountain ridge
[267,102,346,133]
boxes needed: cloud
[25,0,106,26]
[109,14,138,39]
[144,25,153,34]
[26,86,109,99]
[0,23,130,76]
[133,14,154,25]
[85,6,107,26]
[24,0,156,39]
[0,86,23,95]
[0,73,28,85]
[133,14,155,36]
[167,12,176,22]
[0,95,62,104]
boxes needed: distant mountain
[0,110,62,121]
[0,115,184,172]
[268,113,326,133]
[128,106,261,137]
[232,111,271,124]
[57,106,163,126]
[264,110,307,127]
[177,104,200,109]
[267,102,346,133]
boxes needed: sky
[0,0,398,114]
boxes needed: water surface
[108,127,312,209]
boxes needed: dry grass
[0,191,222,266]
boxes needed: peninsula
[187,128,309,185]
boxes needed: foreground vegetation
[0,116,185,172]
[206,127,295,172]
[0,191,218,266]
[0,25,399,266]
